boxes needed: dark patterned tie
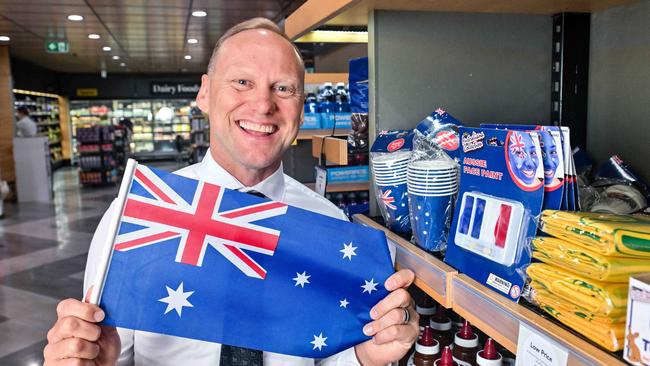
[218,189,266,366]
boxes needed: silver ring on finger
[402,307,410,324]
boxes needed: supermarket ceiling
[0,0,306,73]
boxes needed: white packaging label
[487,273,512,294]
[516,322,568,366]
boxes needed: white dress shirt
[83,150,361,366]
[16,116,37,137]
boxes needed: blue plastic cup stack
[372,151,411,233]
[407,160,458,252]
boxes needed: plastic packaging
[407,129,459,252]
[445,128,545,302]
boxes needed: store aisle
[0,162,183,365]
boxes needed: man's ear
[196,74,210,113]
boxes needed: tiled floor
[0,162,182,365]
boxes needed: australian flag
[98,162,394,358]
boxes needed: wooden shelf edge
[452,274,626,366]
[352,214,457,308]
[296,128,351,140]
[305,73,349,84]
[285,0,361,40]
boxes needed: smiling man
[43,18,418,366]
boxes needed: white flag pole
[88,158,138,305]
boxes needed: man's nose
[250,86,277,115]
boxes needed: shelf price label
[516,322,568,366]
[314,166,327,197]
[46,41,69,53]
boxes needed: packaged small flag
[90,159,394,358]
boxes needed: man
[43,18,418,365]
[16,106,38,137]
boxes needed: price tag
[314,166,327,197]
[516,322,568,366]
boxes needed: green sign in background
[45,41,69,53]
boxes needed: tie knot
[240,190,267,199]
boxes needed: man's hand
[355,269,419,366]
[43,288,121,366]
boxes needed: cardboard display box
[312,134,348,165]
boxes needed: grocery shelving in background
[13,89,70,170]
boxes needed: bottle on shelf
[452,321,479,366]
[429,305,453,349]
[305,92,319,114]
[335,81,350,113]
[434,346,458,366]
[417,296,437,332]
[476,338,502,366]
[409,325,440,366]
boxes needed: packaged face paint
[445,127,544,302]
[481,124,565,210]
[415,108,463,162]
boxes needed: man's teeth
[238,121,276,134]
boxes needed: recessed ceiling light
[67,14,84,21]
[102,46,112,51]
[0,35,9,42]
[187,38,198,44]
[88,34,100,39]
[112,55,120,60]
[120,62,126,67]
[184,55,192,60]
[191,10,207,17]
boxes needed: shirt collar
[197,148,286,202]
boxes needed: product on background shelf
[415,108,463,162]
[482,124,568,211]
[370,131,414,233]
[429,305,453,349]
[527,263,628,315]
[452,321,479,366]
[476,339,502,366]
[445,128,544,302]
[531,236,650,282]
[417,296,437,331]
[408,325,440,366]
[540,210,650,257]
[435,346,458,366]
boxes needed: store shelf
[305,181,369,193]
[285,0,637,39]
[350,214,626,365]
[353,214,457,307]
[297,128,351,140]
[304,73,349,84]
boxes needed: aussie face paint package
[370,130,415,234]
[481,124,565,210]
[444,127,544,302]
[415,108,463,162]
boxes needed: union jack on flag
[380,189,397,210]
[114,165,287,279]
[509,131,526,155]
[98,162,394,358]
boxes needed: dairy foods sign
[151,82,200,96]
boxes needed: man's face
[196,29,304,174]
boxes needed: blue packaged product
[445,127,544,302]
[482,124,566,211]
[348,57,368,113]
[415,108,463,161]
[302,92,321,129]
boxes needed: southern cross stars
[158,282,194,317]
[310,332,328,351]
[340,242,358,260]
[361,278,379,294]
[339,298,349,308]
[293,271,311,287]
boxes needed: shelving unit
[13,89,67,169]
[352,214,626,365]
[296,128,352,140]
[305,181,369,193]
[76,125,116,186]
[189,110,209,164]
